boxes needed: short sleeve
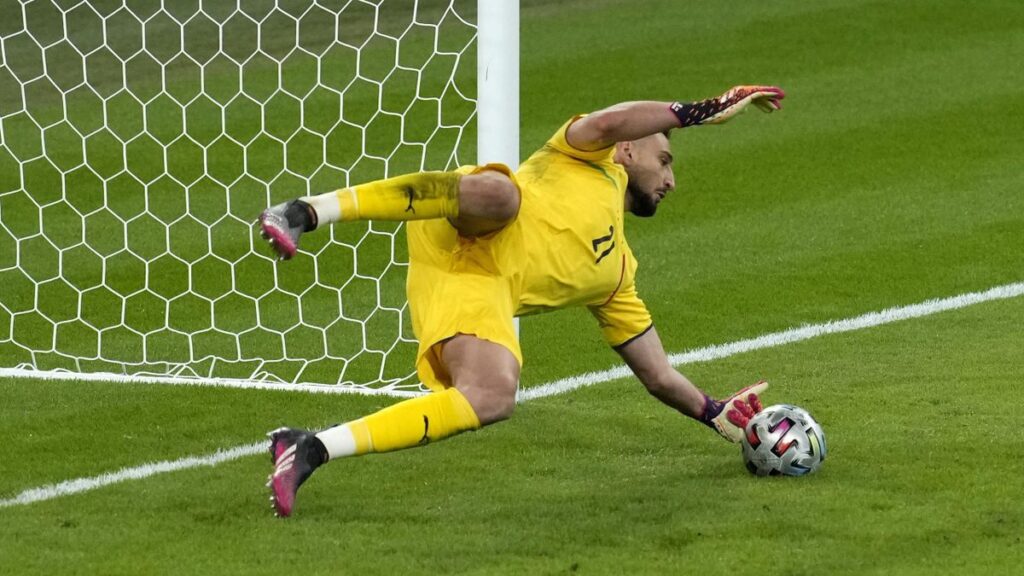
[588,280,653,348]
[546,115,616,163]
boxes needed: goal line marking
[0,369,425,398]
[2,281,1021,509]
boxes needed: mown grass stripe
[2,280,1021,509]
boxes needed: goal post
[477,0,519,170]
[0,0,519,394]
[477,0,520,338]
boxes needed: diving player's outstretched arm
[615,326,767,443]
[566,85,785,151]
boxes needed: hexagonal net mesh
[0,0,479,393]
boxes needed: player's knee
[486,174,520,221]
[461,171,520,222]
[485,373,518,423]
[484,390,517,424]
[458,369,518,425]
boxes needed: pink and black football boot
[257,200,315,261]
[267,427,325,517]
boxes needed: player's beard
[626,181,659,217]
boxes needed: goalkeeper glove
[701,380,768,443]
[258,200,316,261]
[670,86,785,127]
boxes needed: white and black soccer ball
[741,404,826,476]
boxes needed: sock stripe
[349,419,373,454]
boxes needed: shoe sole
[267,427,295,518]
[258,217,297,260]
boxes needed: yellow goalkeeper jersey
[406,115,652,388]
[514,116,651,345]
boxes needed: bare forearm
[569,101,679,150]
[644,369,707,418]
[615,327,769,442]
[615,327,707,418]
[567,86,785,151]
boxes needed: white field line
[0,443,265,509]
[2,281,1022,509]
[0,369,425,398]
[520,281,1024,400]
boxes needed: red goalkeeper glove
[725,386,764,431]
[701,380,768,442]
[670,86,785,128]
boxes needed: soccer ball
[741,404,826,476]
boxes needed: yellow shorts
[406,164,524,391]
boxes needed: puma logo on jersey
[591,225,615,264]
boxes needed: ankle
[301,190,342,228]
[309,434,329,467]
[284,199,317,232]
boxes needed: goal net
[0,0,489,393]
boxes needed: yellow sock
[315,388,481,459]
[303,171,461,226]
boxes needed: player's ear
[617,141,633,163]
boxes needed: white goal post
[0,0,519,394]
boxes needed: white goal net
[0,0,483,393]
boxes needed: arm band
[669,98,724,128]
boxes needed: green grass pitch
[2,0,1024,574]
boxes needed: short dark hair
[660,129,672,139]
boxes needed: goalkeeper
[259,85,785,517]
